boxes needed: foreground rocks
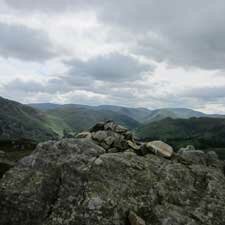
[76,120,174,158]
[78,121,135,152]
[129,211,146,225]
[0,122,225,225]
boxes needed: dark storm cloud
[0,22,56,62]
[5,0,225,70]
[66,53,154,82]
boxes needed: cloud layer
[66,53,154,82]
[0,22,56,61]
[0,0,225,113]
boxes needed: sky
[0,0,225,113]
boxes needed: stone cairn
[76,120,174,158]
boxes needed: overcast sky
[0,0,225,113]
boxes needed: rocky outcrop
[0,121,225,225]
[77,121,139,152]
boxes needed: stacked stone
[76,121,175,158]
[76,120,140,153]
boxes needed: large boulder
[177,149,224,169]
[177,150,207,165]
[0,135,225,225]
[145,140,174,158]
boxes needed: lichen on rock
[0,121,225,225]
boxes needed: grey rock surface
[145,140,174,158]
[128,211,146,225]
[0,122,225,225]
[0,150,5,157]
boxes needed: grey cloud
[6,0,225,70]
[5,0,97,12]
[0,22,56,62]
[183,86,225,100]
[1,78,173,108]
[99,0,225,70]
[2,52,154,98]
[3,75,219,111]
[3,78,73,94]
[66,53,154,82]
[3,79,44,92]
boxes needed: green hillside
[0,97,58,142]
[47,107,140,133]
[136,117,225,158]
[30,103,152,123]
[96,105,151,122]
[144,108,205,123]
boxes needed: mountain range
[29,102,222,123]
[1,96,225,150]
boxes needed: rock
[123,131,134,141]
[107,147,119,153]
[104,121,128,133]
[178,145,195,154]
[185,145,195,150]
[0,150,5,157]
[146,140,174,158]
[207,151,218,160]
[124,148,135,153]
[88,121,132,152]
[114,135,129,151]
[1,123,225,225]
[127,140,140,150]
[90,122,105,132]
[178,150,207,165]
[94,157,103,166]
[104,136,115,146]
[128,211,146,225]
[76,131,92,139]
[206,151,224,168]
[114,124,128,133]
[0,159,15,178]
[92,130,108,142]
[104,120,116,131]
[99,142,111,150]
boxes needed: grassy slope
[143,108,205,123]
[0,97,58,142]
[136,117,225,158]
[47,107,140,133]
[44,115,73,137]
[30,103,152,123]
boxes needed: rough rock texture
[79,121,139,152]
[129,211,146,225]
[0,122,225,225]
[145,141,174,158]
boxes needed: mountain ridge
[29,102,225,123]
